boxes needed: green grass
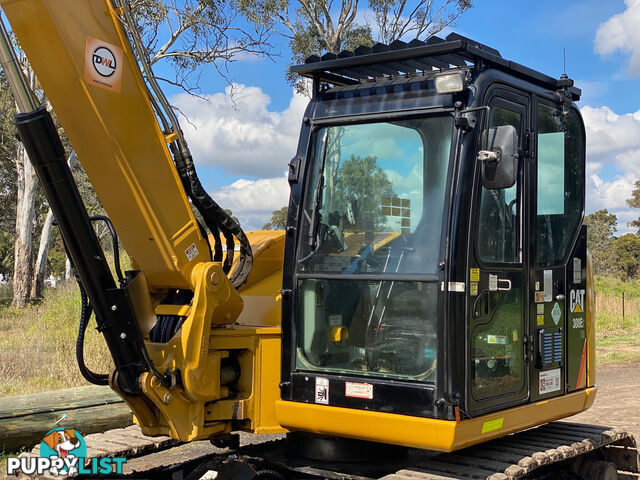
[596,350,640,365]
[0,281,113,397]
[0,449,23,475]
[593,275,640,366]
[594,275,640,297]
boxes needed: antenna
[563,47,566,75]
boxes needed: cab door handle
[497,279,511,291]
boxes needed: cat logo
[569,289,585,313]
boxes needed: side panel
[2,0,211,289]
[566,228,588,392]
[275,387,596,452]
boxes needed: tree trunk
[31,151,77,298]
[11,143,37,308]
[30,208,53,299]
[11,63,38,309]
[65,256,73,281]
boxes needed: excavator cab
[277,34,592,450]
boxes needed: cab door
[466,88,530,415]
[529,100,586,401]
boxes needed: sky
[159,0,640,232]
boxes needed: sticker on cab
[84,36,123,93]
[539,368,561,394]
[470,268,480,282]
[315,377,329,404]
[551,302,561,325]
[345,382,373,399]
[570,289,585,313]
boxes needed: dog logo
[7,426,127,476]
[40,427,87,476]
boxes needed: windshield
[298,116,453,275]
[295,116,453,382]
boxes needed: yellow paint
[586,253,596,387]
[276,387,597,452]
[481,417,503,434]
[155,304,192,316]
[329,326,349,343]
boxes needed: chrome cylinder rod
[0,13,38,113]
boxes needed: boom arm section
[2,0,209,289]
[1,0,284,442]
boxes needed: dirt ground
[567,361,640,440]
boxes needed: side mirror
[477,125,519,190]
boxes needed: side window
[477,102,523,264]
[536,105,585,265]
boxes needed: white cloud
[173,84,308,177]
[213,174,290,230]
[594,0,640,75]
[581,105,640,156]
[581,104,640,232]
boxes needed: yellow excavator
[1,0,638,478]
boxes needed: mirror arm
[457,106,491,147]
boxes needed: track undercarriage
[124,422,638,480]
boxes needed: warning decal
[345,382,373,399]
[84,37,123,92]
[315,377,329,404]
[539,368,561,394]
[185,243,199,262]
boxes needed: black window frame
[533,98,586,267]
[473,88,529,269]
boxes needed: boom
[1,0,284,442]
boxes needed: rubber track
[380,422,639,480]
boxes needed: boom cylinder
[17,108,118,317]
[0,17,37,113]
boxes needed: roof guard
[290,32,581,101]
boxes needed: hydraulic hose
[116,1,254,288]
[76,282,109,386]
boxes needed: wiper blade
[308,130,330,250]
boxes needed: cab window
[536,105,585,265]
[477,102,523,264]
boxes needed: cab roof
[290,32,581,101]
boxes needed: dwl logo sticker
[6,427,127,477]
[84,36,123,93]
[91,46,117,78]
